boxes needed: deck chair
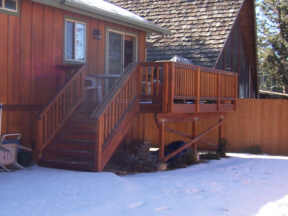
[0,104,32,172]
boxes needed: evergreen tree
[257,0,288,92]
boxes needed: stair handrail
[90,63,138,119]
[91,62,139,171]
[36,64,87,159]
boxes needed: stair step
[42,149,94,162]
[39,159,94,171]
[59,131,98,141]
[61,127,97,136]
[46,139,95,152]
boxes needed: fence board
[128,99,288,156]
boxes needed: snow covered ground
[1,153,288,216]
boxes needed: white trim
[0,0,18,13]
[64,18,87,63]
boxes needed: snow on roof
[68,0,146,22]
[31,0,168,34]
[63,0,169,34]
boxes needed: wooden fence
[127,99,288,156]
[224,99,288,155]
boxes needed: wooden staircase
[39,108,97,171]
[36,63,139,171]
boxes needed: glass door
[106,30,137,90]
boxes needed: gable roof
[32,0,169,34]
[107,0,244,67]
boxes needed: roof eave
[31,0,170,35]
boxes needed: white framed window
[0,0,18,13]
[64,19,87,63]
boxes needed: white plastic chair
[0,104,32,171]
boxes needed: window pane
[5,0,17,11]
[124,36,136,68]
[75,23,86,61]
[65,21,75,60]
[0,1,3,8]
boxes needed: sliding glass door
[106,29,137,82]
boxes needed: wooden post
[35,118,43,162]
[218,115,224,156]
[162,63,169,113]
[159,119,166,162]
[196,67,201,112]
[192,118,198,161]
[217,71,221,112]
[169,62,176,112]
[96,116,104,171]
[234,75,238,111]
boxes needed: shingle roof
[107,0,244,67]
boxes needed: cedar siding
[0,0,146,146]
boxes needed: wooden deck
[36,62,238,171]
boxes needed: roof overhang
[32,0,169,35]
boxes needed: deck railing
[36,65,87,158]
[139,62,238,113]
[91,63,139,171]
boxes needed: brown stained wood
[150,66,154,96]
[162,63,170,113]
[37,65,87,156]
[217,72,221,112]
[156,67,160,96]
[196,67,201,112]
[145,66,149,96]
[96,115,104,171]
[163,117,224,162]
[159,120,165,162]
[101,102,138,169]
[169,63,175,113]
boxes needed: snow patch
[1,153,288,216]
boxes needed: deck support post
[217,115,225,156]
[192,118,199,161]
[159,119,166,162]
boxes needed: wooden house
[0,0,240,171]
[108,0,258,98]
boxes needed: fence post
[196,67,201,112]
[217,71,221,112]
[234,75,238,111]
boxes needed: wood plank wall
[127,99,288,156]
[0,0,146,147]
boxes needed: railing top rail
[38,64,87,118]
[139,62,166,67]
[173,62,238,76]
[90,63,138,119]
[143,61,237,77]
